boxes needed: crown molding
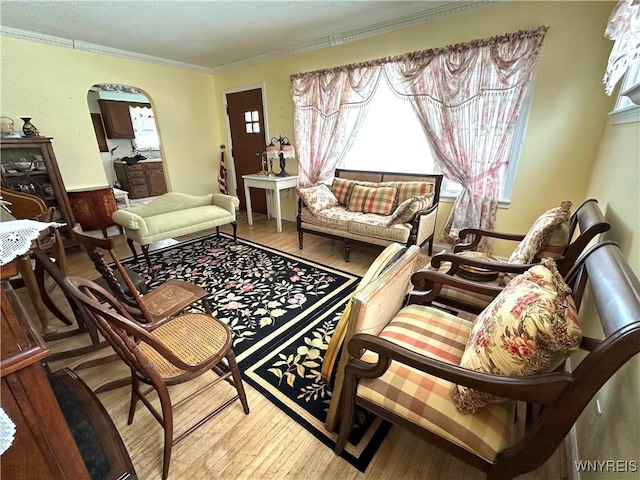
[213,1,492,73]
[1,1,491,75]
[0,26,214,74]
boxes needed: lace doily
[0,219,65,266]
[0,406,16,455]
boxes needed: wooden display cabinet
[0,137,77,249]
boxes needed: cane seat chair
[71,223,211,327]
[64,276,250,480]
[427,199,610,314]
[334,241,640,479]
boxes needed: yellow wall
[0,36,222,195]
[575,119,640,479]
[213,1,616,255]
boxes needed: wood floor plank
[14,212,564,479]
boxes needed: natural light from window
[340,78,527,202]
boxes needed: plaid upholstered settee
[296,169,443,261]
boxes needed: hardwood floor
[21,212,564,480]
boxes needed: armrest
[111,209,147,234]
[430,251,536,276]
[409,267,503,304]
[455,227,525,252]
[347,333,572,405]
[212,193,239,214]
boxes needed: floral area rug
[122,233,390,471]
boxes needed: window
[244,110,260,133]
[610,57,640,124]
[129,106,160,150]
[340,79,530,203]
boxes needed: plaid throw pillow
[397,182,434,204]
[331,178,356,205]
[386,193,435,225]
[347,185,398,215]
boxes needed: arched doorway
[86,84,167,199]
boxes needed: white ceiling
[0,1,489,72]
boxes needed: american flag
[218,145,228,194]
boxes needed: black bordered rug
[122,233,389,471]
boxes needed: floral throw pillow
[508,201,572,264]
[296,183,339,214]
[451,258,582,414]
[386,193,435,225]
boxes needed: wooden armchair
[334,241,640,479]
[71,223,210,326]
[427,199,610,313]
[64,276,250,480]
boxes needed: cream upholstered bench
[111,192,239,268]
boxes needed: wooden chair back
[0,187,48,219]
[71,223,152,322]
[559,198,611,275]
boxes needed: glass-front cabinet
[0,136,76,246]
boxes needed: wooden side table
[67,186,122,237]
[242,174,298,232]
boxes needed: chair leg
[227,351,250,414]
[231,221,237,241]
[128,376,141,425]
[216,226,220,236]
[334,369,358,454]
[202,297,212,314]
[158,387,174,480]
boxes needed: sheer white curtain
[291,66,382,186]
[129,106,159,150]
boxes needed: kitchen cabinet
[114,159,167,199]
[0,137,77,248]
[98,100,149,139]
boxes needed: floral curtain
[604,0,640,95]
[385,27,548,251]
[291,65,382,186]
[291,27,547,251]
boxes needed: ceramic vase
[21,117,39,137]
